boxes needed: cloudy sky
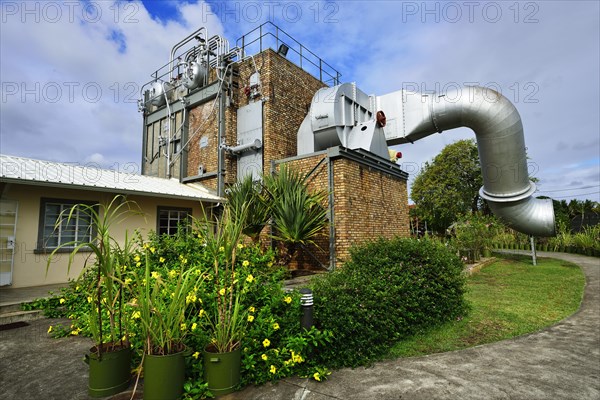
[1,0,598,202]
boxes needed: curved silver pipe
[170,27,207,79]
[404,86,555,236]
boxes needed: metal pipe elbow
[432,86,556,237]
[480,183,556,237]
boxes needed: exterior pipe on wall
[399,86,555,237]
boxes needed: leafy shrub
[32,225,333,398]
[451,213,500,256]
[311,237,468,368]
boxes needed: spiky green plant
[226,174,270,242]
[263,165,328,263]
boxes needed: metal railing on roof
[236,22,341,86]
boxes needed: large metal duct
[382,85,555,237]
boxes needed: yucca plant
[226,174,270,242]
[264,165,328,264]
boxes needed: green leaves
[312,237,468,368]
[45,195,143,349]
[226,174,270,242]
[410,139,484,233]
[263,165,328,259]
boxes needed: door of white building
[0,199,18,286]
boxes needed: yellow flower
[192,352,200,359]
[124,278,132,286]
[199,309,205,317]
[291,351,304,363]
[131,298,138,305]
[181,258,188,264]
[121,265,127,271]
[151,271,161,279]
[186,292,197,304]
[159,257,166,263]
[267,261,273,267]
[246,274,254,283]
[248,315,255,322]
[249,306,255,313]
[47,325,53,333]
[180,323,187,331]
[150,247,155,254]
[313,372,321,381]
[273,322,280,330]
[219,246,225,252]
[75,285,80,291]
[71,329,80,336]
[283,296,292,304]
[59,298,66,304]
[191,323,197,331]
[237,243,244,249]
[168,270,177,279]
[219,288,226,296]
[87,296,92,303]
[143,243,149,249]
[134,255,140,262]
[132,311,141,319]
[262,339,270,348]
[261,354,268,361]
[270,365,277,374]
[242,260,250,267]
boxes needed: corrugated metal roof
[0,154,221,202]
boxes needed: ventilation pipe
[299,84,555,237]
[389,86,555,237]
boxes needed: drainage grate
[0,321,30,331]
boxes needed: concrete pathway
[228,252,600,400]
[0,253,597,399]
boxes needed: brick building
[139,23,409,270]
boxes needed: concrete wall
[1,184,206,288]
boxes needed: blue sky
[1,0,599,202]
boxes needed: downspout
[401,86,555,237]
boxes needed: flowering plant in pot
[46,195,141,397]
[196,205,254,396]
[126,244,205,400]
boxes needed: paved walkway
[0,283,68,306]
[0,252,598,399]
[229,252,600,400]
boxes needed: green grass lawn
[388,255,585,358]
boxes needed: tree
[410,139,485,233]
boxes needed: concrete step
[0,309,44,325]
[0,303,23,315]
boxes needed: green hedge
[312,237,468,368]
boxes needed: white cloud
[0,0,223,169]
[1,0,598,202]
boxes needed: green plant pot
[86,345,131,398]
[144,350,185,400]
[203,345,242,397]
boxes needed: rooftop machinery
[297,83,555,237]
[138,27,260,194]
